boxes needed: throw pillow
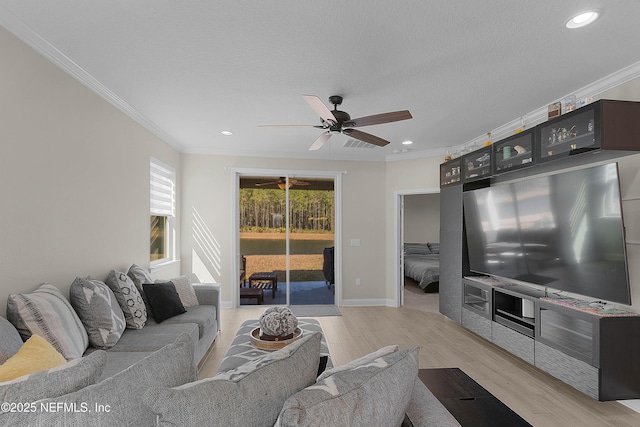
[105,270,147,329]
[6,283,89,360]
[70,277,126,349]
[276,347,419,427]
[0,334,195,426]
[316,344,399,382]
[143,282,186,323]
[143,332,322,427]
[427,242,440,254]
[0,347,106,403]
[165,274,199,308]
[404,243,431,255]
[0,316,23,364]
[0,335,66,382]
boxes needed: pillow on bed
[404,243,431,255]
[427,242,440,254]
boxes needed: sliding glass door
[239,175,335,307]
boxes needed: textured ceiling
[2,1,640,161]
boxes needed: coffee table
[418,368,531,427]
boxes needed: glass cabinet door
[493,129,534,174]
[462,146,492,182]
[537,106,598,163]
[440,158,462,187]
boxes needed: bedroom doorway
[396,190,440,310]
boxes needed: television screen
[463,163,631,305]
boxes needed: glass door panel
[288,177,335,306]
[238,175,335,306]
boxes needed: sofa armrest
[405,378,461,427]
[192,283,221,331]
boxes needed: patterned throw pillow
[0,316,23,364]
[276,347,419,427]
[168,274,200,308]
[105,270,147,329]
[143,332,322,427]
[0,349,107,403]
[6,284,89,360]
[70,277,126,349]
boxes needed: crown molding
[0,6,184,152]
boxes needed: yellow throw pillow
[0,334,67,382]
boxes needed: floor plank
[198,305,640,427]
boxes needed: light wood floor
[198,306,640,427]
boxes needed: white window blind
[150,159,176,216]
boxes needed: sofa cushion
[143,282,186,323]
[70,277,126,349]
[170,274,199,307]
[0,334,196,426]
[0,316,23,364]
[157,305,215,339]
[6,284,89,360]
[0,334,66,382]
[0,350,106,403]
[127,263,154,311]
[275,347,419,427]
[143,331,321,427]
[316,344,398,382]
[104,322,199,354]
[105,270,147,329]
[94,351,154,382]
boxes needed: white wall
[404,194,440,244]
[180,154,387,305]
[0,27,181,316]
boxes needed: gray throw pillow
[143,332,322,427]
[0,350,107,402]
[70,277,126,349]
[105,270,147,329]
[6,284,89,360]
[0,334,196,427]
[276,347,419,427]
[0,316,23,364]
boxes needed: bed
[404,242,440,292]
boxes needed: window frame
[150,158,177,270]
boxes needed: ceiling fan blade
[343,128,390,147]
[255,181,280,187]
[303,95,337,124]
[309,132,333,151]
[258,124,325,128]
[290,179,310,186]
[347,110,412,128]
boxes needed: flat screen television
[463,163,631,305]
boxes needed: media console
[461,276,640,401]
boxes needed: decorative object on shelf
[444,146,452,162]
[548,102,562,119]
[502,146,512,159]
[484,132,492,146]
[514,145,526,155]
[563,95,577,113]
[515,115,527,134]
[258,306,298,340]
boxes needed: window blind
[150,159,176,216]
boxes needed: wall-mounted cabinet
[439,158,462,187]
[440,99,640,188]
[493,129,535,174]
[462,145,492,183]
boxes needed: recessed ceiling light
[566,10,601,29]
[402,140,414,145]
[221,130,233,136]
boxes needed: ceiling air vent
[343,138,378,149]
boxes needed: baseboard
[341,298,395,307]
[620,399,640,414]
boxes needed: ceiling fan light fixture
[277,182,292,190]
[566,10,601,29]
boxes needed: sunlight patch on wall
[191,207,222,282]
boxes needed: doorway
[236,173,339,308]
[396,190,441,311]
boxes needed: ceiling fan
[260,95,412,150]
[255,177,310,189]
